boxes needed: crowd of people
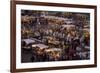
[21,10,90,62]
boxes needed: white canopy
[22,39,35,45]
[83,28,90,32]
[32,44,48,49]
[62,24,75,29]
[45,48,61,52]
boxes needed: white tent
[32,44,48,49]
[22,39,35,45]
[45,48,61,52]
[62,24,75,29]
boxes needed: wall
[0,0,99,73]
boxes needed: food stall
[21,39,35,50]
